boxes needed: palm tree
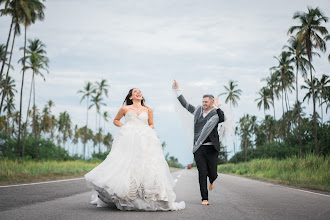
[288,7,329,155]
[239,114,251,162]
[218,80,242,107]
[262,71,280,119]
[0,76,16,135]
[72,125,80,156]
[255,87,272,118]
[95,79,109,148]
[102,111,109,152]
[103,132,113,151]
[89,93,105,153]
[0,0,17,81]
[272,51,295,115]
[78,126,93,159]
[22,40,48,162]
[316,74,329,123]
[58,111,72,153]
[0,1,22,114]
[78,81,96,159]
[249,115,257,154]
[95,127,103,153]
[17,0,46,162]
[283,35,312,156]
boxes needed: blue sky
[0,0,329,165]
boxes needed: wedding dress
[85,111,185,211]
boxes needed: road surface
[1,169,329,220]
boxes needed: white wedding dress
[85,111,185,211]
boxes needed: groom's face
[202,97,214,110]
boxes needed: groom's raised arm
[173,80,196,114]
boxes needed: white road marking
[174,179,178,183]
[220,173,330,198]
[0,177,85,188]
[177,175,181,178]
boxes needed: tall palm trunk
[272,96,276,119]
[22,74,34,162]
[281,88,285,140]
[84,98,89,160]
[0,17,14,82]
[17,25,27,163]
[308,57,318,155]
[244,134,247,162]
[296,67,302,157]
[33,75,38,162]
[0,27,17,113]
[98,112,102,153]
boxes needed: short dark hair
[203,94,214,99]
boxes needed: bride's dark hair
[123,88,146,106]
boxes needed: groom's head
[202,94,214,110]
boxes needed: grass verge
[0,158,102,185]
[218,154,330,192]
[0,158,183,185]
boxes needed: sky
[0,0,329,165]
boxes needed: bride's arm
[147,107,154,128]
[113,107,125,127]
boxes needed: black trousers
[194,145,219,201]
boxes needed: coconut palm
[78,126,93,158]
[17,0,46,162]
[316,74,329,123]
[3,96,15,136]
[262,71,280,119]
[288,7,329,155]
[301,78,320,107]
[0,76,16,133]
[0,0,19,81]
[89,93,106,153]
[255,87,272,119]
[218,80,242,107]
[262,115,276,144]
[95,127,103,153]
[283,35,313,156]
[325,35,330,62]
[272,51,295,115]
[72,125,80,155]
[78,81,96,159]
[239,114,252,162]
[0,43,14,86]
[95,79,109,145]
[103,132,113,151]
[250,115,258,150]
[23,41,48,162]
[58,111,72,153]
[0,1,22,114]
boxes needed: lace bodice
[125,111,149,125]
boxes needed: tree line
[0,0,114,162]
[219,7,329,163]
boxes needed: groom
[173,80,224,205]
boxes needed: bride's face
[130,89,143,101]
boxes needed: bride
[84,88,185,211]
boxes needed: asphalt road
[1,169,329,220]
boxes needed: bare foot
[202,200,210,205]
[209,182,215,191]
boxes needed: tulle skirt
[84,121,185,211]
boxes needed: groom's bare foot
[202,200,210,205]
[209,182,215,191]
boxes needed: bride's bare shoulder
[119,106,129,114]
[145,106,152,114]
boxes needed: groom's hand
[214,97,219,109]
[173,80,179,90]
